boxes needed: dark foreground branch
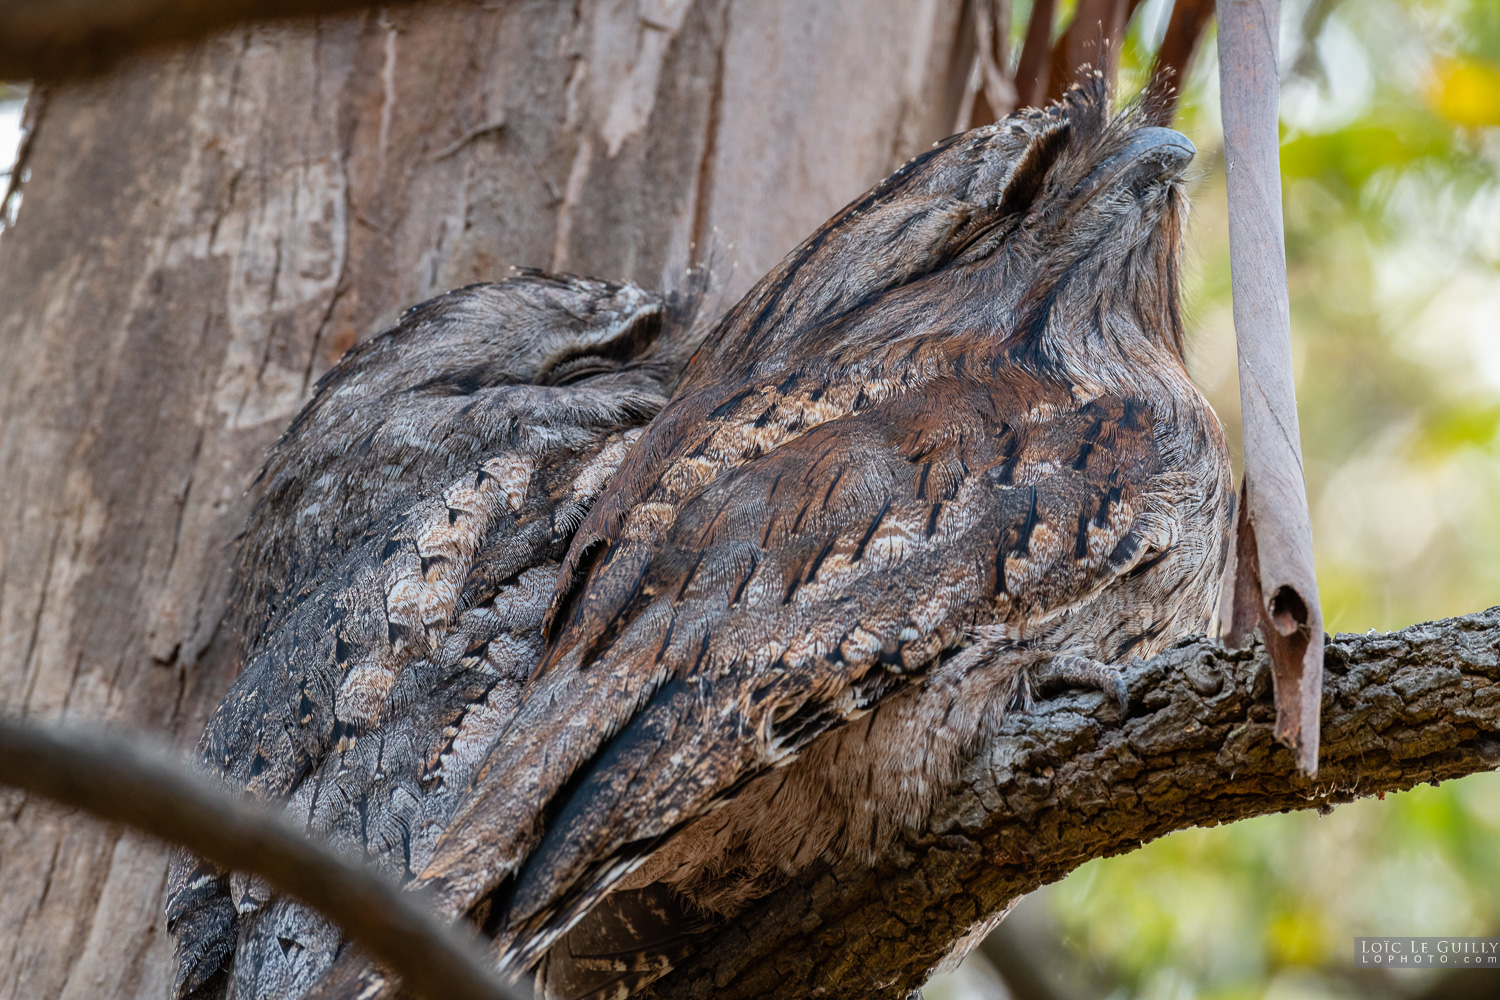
[0,0,445,80]
[650,608,1500,999]
[0,718,522,1000]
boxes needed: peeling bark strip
[0,718,523,1000]
[1216,0,1326,775]
[650,610,1500,1000]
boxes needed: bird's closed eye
[541,309,662,386]
[545,355,628,385]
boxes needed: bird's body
[166,273,694,1000]
[171,79,1232,1000]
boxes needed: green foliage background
[934,1,1500,997]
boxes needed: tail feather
[166,859,236,1000]
[536,883,708,1000]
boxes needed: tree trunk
[0,4,969,997]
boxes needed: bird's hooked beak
[1073,126,1196,206]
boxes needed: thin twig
[0,85,43,234]
[1014,0,1057,109]
[431,118,507,162]
[1152,0,1216,110]
[0,716,526,1000]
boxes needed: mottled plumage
[389,81,1232,1000]
[166,272,695,1000]
[173,78,1232,1000]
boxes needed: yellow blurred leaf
[1426,56,1500,126]
[1267,908,1329,968]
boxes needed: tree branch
[650,607,1500,999]
[1013,0,1057,109]
[1044,0,1140,103]
[3,606,1497,1000]
[0,717,524,1000]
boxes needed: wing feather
[414,376,1170,966]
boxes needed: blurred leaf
[1414,401,1500,457]
[1267,907,1331,969]
[1281,117,1456,196]
[1426,56,1500,126]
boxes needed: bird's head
[270,271,672,469]
[373,271,666,391]
[690,74,1196,384]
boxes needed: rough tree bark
[0,4,969,997]
[1,4,1493,1000]
[649,610,1500,998]
[8,612,1500,1000]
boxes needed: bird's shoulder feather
[416,364,1177,962]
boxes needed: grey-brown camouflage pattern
[175,77,1233,1000]
[166,272,696,1000]
[405,81,1232,994]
